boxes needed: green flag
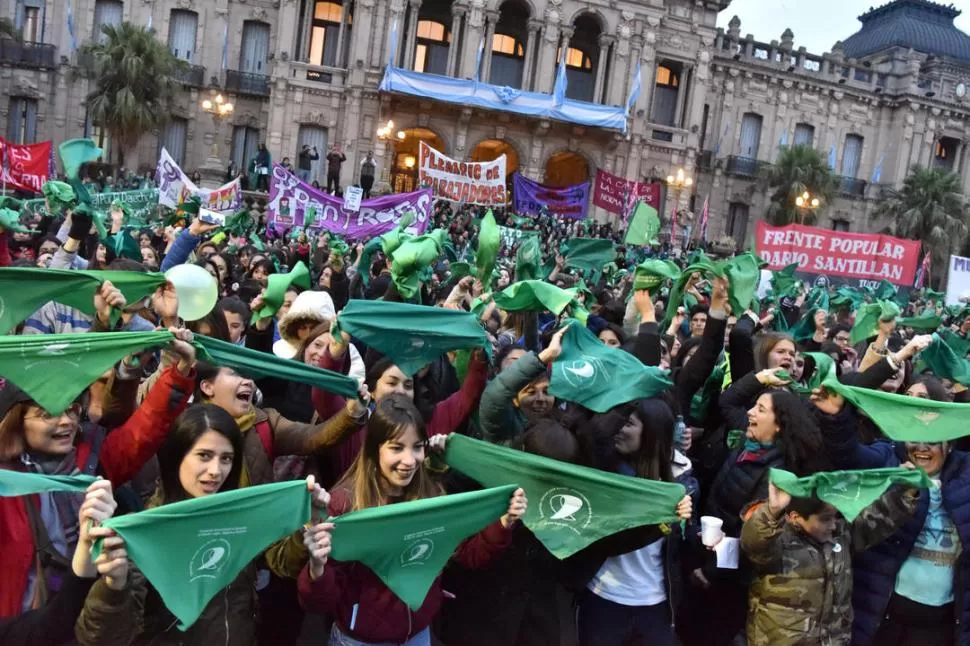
[334,300,489,376]
[632,259,680,293]
[491,280,588,322]
[561,238,616,279]
[59,138,103,179]
[515,236,541,282]
[897,311,942,331]
[940,330,970,360]
[193,335,358,398]
[624,202,660,246]
[789,306,822,343]
[476,210,499,286]
[329,484,516,610]
[770,263,799,299]
[0,267,168,334]
[0,207,30,233]
[92,480,309,629]
[851,300,901,345]
[0,471,96,496]
[250,261,311,323]
[444,435,684,558]
[919,333,970,386]
[811,351,970,442]
[0,331,174,414]
[770,467,931,522]
[721,253,762,315]
[874,280,898,302]
[548,321,672,412]
[390,229,446,300]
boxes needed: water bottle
[674,414,687,451]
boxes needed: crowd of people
[1,171,970,646]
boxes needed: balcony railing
[173,64,206,88]
[225,69,270,97]
[839,176,867,198]
[0,39,56,69]
[725,155,764,178]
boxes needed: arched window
[309,0,353,68]
[490,34,525,87]
[414,20,449,74]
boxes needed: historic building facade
[1,0,969,238]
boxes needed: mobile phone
[199,208,225,226]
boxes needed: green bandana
[92,480,309,629]
[444,435,685,558]
[0,267,168,334]
[770,263,799,300]
[381,211,414,257]
[193,335,358,398]
[59,138,103,179]
[105,230,141,261]
[770,467,931,522]
[919,333,970,386]
[491,280,588,323]
[874,279,898,302]
[0,471,97,496]
[447,261,474,284]
[560,238,616,281]
[250,261,311,323]
[0,207,30,233]
[548,321,672,412]
[851,300,901,345]
[0,331,174,414]
[476,210,499,286]
[390,229,446,300]
[661,252,761,328]
[73,203,108,240]
[223,209,256,237]
[515,236,541,282]
[633,259,680,293]
[811,352,970,441]
[42,180,77,210]
[940,330,970,359]
[624,202,660,246]
[897,310,942,331]
[831,286,864,310]
[789,306,822,343]
[333,300,489,377]
[329,484,515,610]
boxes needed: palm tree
[760,145,840,226]
[875,166,969,289]
[81,23,186,167]
[0,17,21,41]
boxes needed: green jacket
[478,351,547,445]
[741,487,919,646]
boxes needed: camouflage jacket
[741,487,919,646]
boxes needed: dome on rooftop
[841,0,970,62]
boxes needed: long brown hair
[336,394,441,511]
[755,332,796,372]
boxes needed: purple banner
[267,164,433,240]
[512,172,590,221]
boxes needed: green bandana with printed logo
[918,333,970,386]
[0,267,168,334]
[333,300,489,377]
[444,435,685,558]
[0,471,96,496]
[0,331,174,414]
[770,467,932,521]
[329,484,515,610]
[548,321,672,412]
[192,334,359,398]
[91,480,310,629]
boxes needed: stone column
[446,7,465,77]
[277,0,303,68]
[639,31,657,122]
[349,0,375,81]
[458,0,486,79]
[592,35,613,104]
[522,20,541,90]
[532,10,561,94]
[299,0,314,62]
[480,10,499,81]
[673,64,691,127]
[334,2,348,67]
[608,22,633,106]
[403,0,422,70]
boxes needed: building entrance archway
[392,127,445,193]
[544,151,589,187]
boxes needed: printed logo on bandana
[825,473,863,503]
[23,339,90,370]
[538,488,591,535]
[559,357,609,388]
[189,538,232,581]
[915,410,940,426]
[400,537,435,566]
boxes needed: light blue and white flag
[473,37,485,82]
[625,60,642,115]
[66,0,78,53]
[221,20,229,70]
[871,152,886,183]
[387,20,399,68]
[553,50,568,106]
[828,145,838,169]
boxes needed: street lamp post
[199,89,234,188]
[665,167,694,246]
[794,190,820,224]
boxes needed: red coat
[297,485,511,643]
[0,366,195,617]
[310,347,487,484]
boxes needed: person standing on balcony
[254,143,271,192]
[326,144,346,195]
[298,145,319,184]
[360,151,376,199]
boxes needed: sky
[715,0,970,56]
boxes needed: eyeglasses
[25,403,83,422]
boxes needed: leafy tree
[0,17,21,41]
[875,165,969,288]
[81,23,185,166]
[761,145,840,226]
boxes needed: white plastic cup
[700,516,725,547]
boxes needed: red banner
[592,169,660,216]
[756,221,921,287]
[0,138,53,193]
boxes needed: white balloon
[165,264,218,321]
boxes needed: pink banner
[592,169,660,216]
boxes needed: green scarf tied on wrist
[0,267,168,334]
[0,331,175,414]
[770,467,932,521]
